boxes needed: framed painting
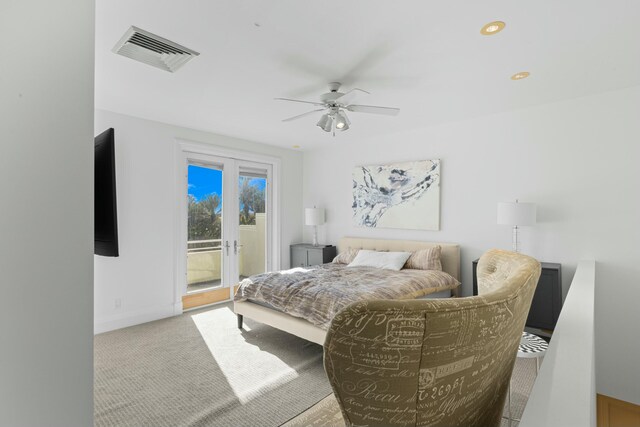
[353,159,440,230]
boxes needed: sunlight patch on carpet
[191,305,301,404]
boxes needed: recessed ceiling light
[511,72,531,80]
[292,145,300,149]
[481,21,506,35]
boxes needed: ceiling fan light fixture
[277,83,400,136]
[335,111,350,131]
[317,113,333,132]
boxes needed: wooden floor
[182,284,240,310]
[598,394,640,427]
[182,287,230,310]
[187,277,248,294]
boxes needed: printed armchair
[323,249,541,427]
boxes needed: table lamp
[497,200,536,253]
[305,207,325,247]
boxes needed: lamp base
[512,225,519,253]
[312,225,319,247]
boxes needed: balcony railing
[186,215,266,291]
[188,238,222,253]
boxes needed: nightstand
[472,259,562,334]
[290,244,336,268]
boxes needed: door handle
[225,240,230,256]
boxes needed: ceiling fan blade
[282,108,325,122]
[274,97,325,107]
[346,104,400,116]
[338,42,394,86]
[334,88,370,106]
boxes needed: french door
[178,150,273,309]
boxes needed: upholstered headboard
[337,236,461,282]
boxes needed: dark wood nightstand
[290,244,336,268]
[472,259,562,334]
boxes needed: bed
[233,237,461,345]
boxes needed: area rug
[94,302,332,427]
[280,357,538,427]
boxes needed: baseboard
[597,394,640,427]
[94,304,177,334]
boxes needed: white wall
[94,110,303,333]
[0,2,94,426]
[302,86,640,405]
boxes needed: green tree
[188,193,221,241]
[188,179,265,239]
[250,187,265,214]
[238,177,265,225]
[239,178,253,223]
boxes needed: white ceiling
[95,0,640,150]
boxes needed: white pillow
[347,249,412,271]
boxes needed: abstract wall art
[353,159,440,230]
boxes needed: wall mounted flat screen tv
[95,128,119,257]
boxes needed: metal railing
[187,239,222,253]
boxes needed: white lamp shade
[305,207,325,226]
[497,202,536,226]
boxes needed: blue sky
[188,165,222,201]
[188,165,266,201]
[248,178,266,191]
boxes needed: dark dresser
[290,244,337,268]
[472,259,563,332]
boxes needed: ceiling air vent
[112,26,199,73]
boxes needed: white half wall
[302,86,640,405]
[94,110,303,333]
[0,2,94,426]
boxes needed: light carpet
[281,357,538,427]
[94,302,331,427]
[95,301,538,427]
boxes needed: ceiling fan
[275,82,400,136]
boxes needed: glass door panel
[180,153,273,309]
[237,171,268,281]
[186,164,224,294]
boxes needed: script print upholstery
[324,249,541,427]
